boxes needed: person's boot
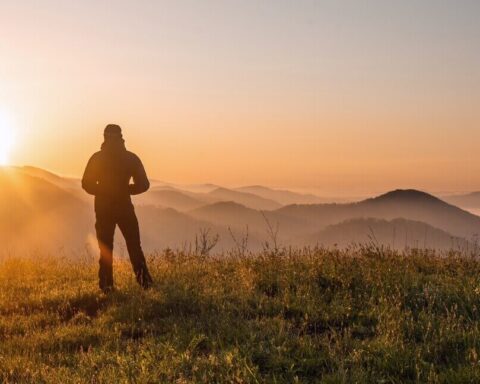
[99,262,114,293]
[100,284,115,294]
[136,268,153,290]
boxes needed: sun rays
[0,111,15,166]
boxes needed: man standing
[82,124,153,292]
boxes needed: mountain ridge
[277,189,480,239]
[2,167,479,252]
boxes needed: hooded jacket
[82,139,150,211]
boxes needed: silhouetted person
[82,124,153,292]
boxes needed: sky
[0,0,479,196]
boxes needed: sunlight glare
[0,111,15,166]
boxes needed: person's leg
[117,206,153,288]
[95,212,116,292]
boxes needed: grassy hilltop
[1,248,480,383]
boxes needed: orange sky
[1,1,479,196]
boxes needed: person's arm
[82,155,100,195]
[129,156,150,195]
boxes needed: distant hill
[136,206,219,250]
[0,168,268,252]
[135,189,206,211]
[190,201,312,242]
[278,190,480,240]
[0,168,92,251]
[303,218,468,251]
[135,186,217,209]
[138,186,282,211]
[235,185,329,205]
[3,166,478,253]
[190,201,266,229]
[14,166,84,199]
[443,192,480,209]
[181,183,220,194]
[208,187,282,210]
[137,205,263,251]
[14,166,77,187]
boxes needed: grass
[1,247,480,383]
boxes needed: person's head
[104,124,123,140]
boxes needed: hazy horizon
[5,163,480,201]
[1,1,480,196]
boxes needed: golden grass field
[1,247,480,383]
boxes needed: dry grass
[1,247,480,383]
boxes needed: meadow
[1,246,480,383]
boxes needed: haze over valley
[3,165,479,255]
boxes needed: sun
[0,112,15,166]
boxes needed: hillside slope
[3,167,477,252]
[443,191,480,209]
[278,190,480,239]
[235,185,328,205]
[1,250,480,382]
[0,168,92,250]
[208,187,282,210]
[303,217,468,250]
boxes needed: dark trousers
[95,205,152,290]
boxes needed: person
[82,124,153,292]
